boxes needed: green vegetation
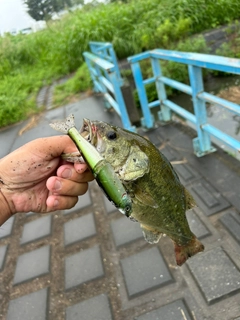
[1,0,240,127]
[216,22,240,59]
[52,63,91,107]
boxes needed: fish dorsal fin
[184,188,196,209]
[118,145,149,181]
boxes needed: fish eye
[106,131,117,140]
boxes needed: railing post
[84,58,99,93]
[130,61,155,129]
[151,57,171,122]
[109,71,136,132]
[109,46,123,85]
[86,59,111,109]
[188,65,216,156]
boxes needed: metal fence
[84,42,240,157]
[128,50,240,157]
[83,42,135,132]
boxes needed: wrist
[0,189,13,226]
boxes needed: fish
[51,115,204,266]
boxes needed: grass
[52,63,92,107]
[1,0,240,127]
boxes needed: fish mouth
[80,118,101,149]
[80,119,95,144]
[80,119,106,154]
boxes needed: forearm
[0,189,12,226]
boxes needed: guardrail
[83,45,135,132]
[128,50,240,157]
[89,41,123,85]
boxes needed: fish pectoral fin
[119,146,149,181]
[134,185,158,208]
[141,225,162,244]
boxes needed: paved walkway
[0,96,240,320]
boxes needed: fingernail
[53,180,61,191]
[61,168,72,179]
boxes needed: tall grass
[1,0,240,127]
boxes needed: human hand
[0,136,94,224]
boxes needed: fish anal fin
[141,225,162,244]
[174,236,204,266]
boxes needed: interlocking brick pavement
[0,96,240,320]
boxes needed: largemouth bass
[51,115,204,266]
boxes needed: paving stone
[13,246,50,285]
[174,163,201,185]
[64,213,96,246]
[66,294,112,320]
[145,128,163,146]
[65,97,122,127]
[64,192,91,215]
[0,123,21,157]
[220,211,240,243]
[0,216,15,239]
[65,245,104,290]
[36,85,48,108]
[187,209,210,239]
[7,288,48,320]
[11,117,58,151]
[187,246,240,304]
[111,217,143,247]
[103,195,117,214]
[20,215,52,245]
[188,179,230,216]
[0,245,8,271]
[121,247,173,299]
[137,299,191,320]
[161,146,180,162]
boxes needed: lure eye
[106,131,117,140]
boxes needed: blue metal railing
[89,41,123,86]
[83,43,135,132]
[128,49,240,157]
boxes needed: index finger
[27,136,79,160]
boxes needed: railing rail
[83,49,135,132]
[89,41,123,85]
[128,49,240,157]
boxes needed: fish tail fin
[184,187,196,210]
[141,225,162,244]
[49,114,75,133]
[174,236,204,266]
